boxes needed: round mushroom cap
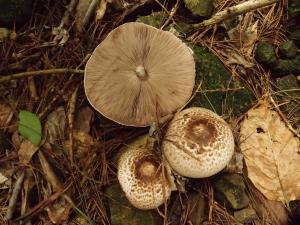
[117,137,175,209]
[162,107,234,178]
[84,22,195,127]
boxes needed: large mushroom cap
[162,107,234,178]
[84,22,195,126]
[117,136,175,210]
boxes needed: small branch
[0,68,84,83]
[194,0,278,28]
[6,171,25,220]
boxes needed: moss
[183,0,214,18]
[278,40,298,59]
[136,12,165,28]
[255,42,277,66]
[104,184,162,225]
[189,46,254,116]
[0,0,33,24]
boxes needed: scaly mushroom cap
[117,137,175,209]
[162,107,234,178]
[84,22,195,126]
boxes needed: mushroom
[162,107,234,178]
[117,136,176,209]
[84,22,195,127]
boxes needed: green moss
[136,12,165,28]
[183,0,214,18]
[189,46,254,116]
[278,40,298,59]
[255,42,277,66]
[214,174,249,210]
[0,0,33,24]
[104,184,162,225]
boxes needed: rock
[104,184,162,225]
[136,12,164,28]
[214,174,249,210]
[255,42,277,67]
[234,207,258,223]
[189,46,254,116]
[183,0,214,18]
[272,59,297,76]
[278,40,298,59]
[0,0,33,25]
[187,193,207,225]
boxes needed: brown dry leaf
[38,151,72,224]
[18,140,39,164]
[240,102,300,202]
[44,107,66,146]
[74,106,94,133]
[0,101,13,129]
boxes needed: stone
[278,40,298,59]
[290,29,300,47]
[183,0,214,18]
[214,174,249,210]
[189,46,254,117]
[255,42,277,67]
[234,207,258,223]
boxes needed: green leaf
[18,110,42,146]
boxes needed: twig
[194,0,278,28]
[5,171,25,220]
[59,0,78,28]
[0,68,84,83]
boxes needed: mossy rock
[214,174,249,210]
[104,183,162,225]
[189,46,254,116]
[288,0,300,17]
[183,0,214,18]
[290,29,300,47]
[278,40,298,59]
[136,12,165,28]
[255,42,277,66]
[0,0,33,25]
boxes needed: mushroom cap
[84,22,195,127]
[117,136,175,210]
[162,107,234,178]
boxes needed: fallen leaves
[18,140,39,164]
[240,102,300,202]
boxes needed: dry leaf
[74,106,94,133]
[0,172,8,184]
[18,140,39,164]
[44,107,66,146]
[240,102,300,202]
[226,50,254,68]
[38,151,72,224]
[0,102,13,129]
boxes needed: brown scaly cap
[117,136,176,210]
[162,107,235,178]
[84,22,195,126]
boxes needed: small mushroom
[162,107,234,178]
[84,22,195,126]
[117,136,176,209]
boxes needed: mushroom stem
[135,65,147,79]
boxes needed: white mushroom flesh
[162,107,235,178]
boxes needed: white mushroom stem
[135,65,147,79]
